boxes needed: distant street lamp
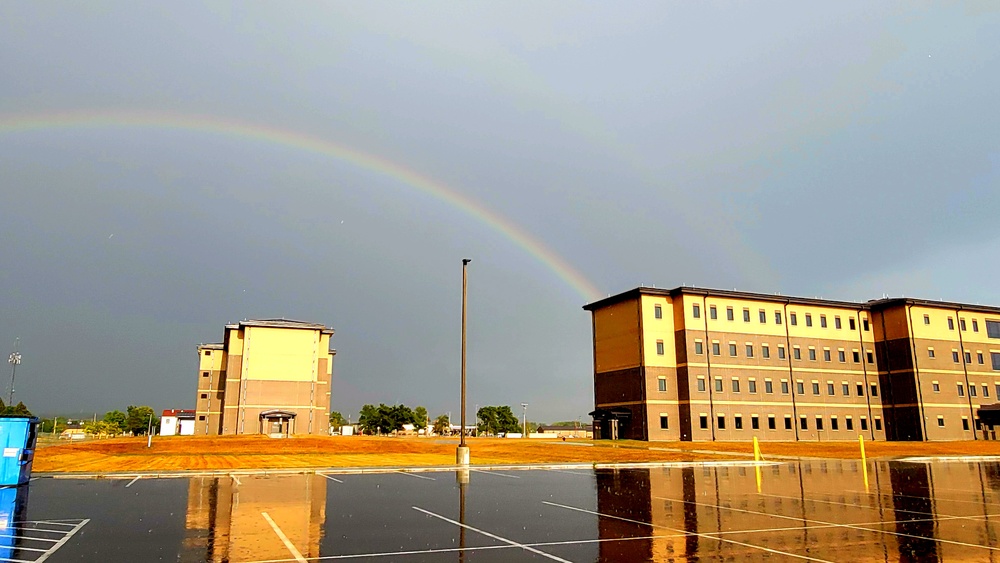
[521,403,528,437]
[457,259,472,466]
[7,338,21,405]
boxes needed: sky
[1,2,998,421]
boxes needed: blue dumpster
[0,417,39,487]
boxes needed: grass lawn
[31,434,1000,474]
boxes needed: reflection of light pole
[457,259,472,466]
[521,403,528,437]
[7,338,21,405]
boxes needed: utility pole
[7,338,21,406]
[521,403,528,437]
[457,258,472,466]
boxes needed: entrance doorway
[259,410,297,438]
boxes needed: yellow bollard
[753,436,762,462]
[859,435,870,492]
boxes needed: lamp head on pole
[462,258,472,266]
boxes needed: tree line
[64,406,159,437]
[329,404,528,436]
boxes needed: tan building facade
[585,287,1000,441]
[195,319,335,436]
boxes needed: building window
[863,319,870,331]
[857,383,864,396]
[797,381,805,394]
[937,416,945,428]
[808,348,816,361]
[984,385,990,398]
[743,309,751,322]
[784,416,793,430]
[811,382,820,395]
[732,379,740,393]
[693,304,701,318]
[973,319,980,332]
[860,418,869,431]
[715,378,723,392]
[717,415,726,430]
[970,384,977,397]
[827,382,835,395]
[838,350,846,363]
[952,350,960,363]
[849,318,856,330]
[842,383,849,396]
[202,372,209,377]
[697,378,706,392]
[988,321,1000,338]
[823,349,831,362]
[794,347,801,360]
[700,415,708,429]
[660,415,669,429]
[820,315,827,328]
[835,316,842,329]
[751,415,760,430]
[775,311,782,324]
[996,383,1000,397]
[800,416,808,430]
[870,384,878,397]
[768,416,776,430]
[710,305,717,319]
[734,415,743,429]
[928,348,935,358]
[948,317,955,330]
[923,314,930,325]
[805,314,813,327]
[729,343,738,356]
[932,381,940,392]
[831,417,839,431]
[816,416,824,431]
[866,351,874,364]
[658,378,667,392]
[993,352,1000,371]
[204,350,211,356]
[749,380,757,393]
[694,341,704,355]
[200,393,208,399]
[765,380,773,394]
[782,380,790,394]
[790,313,798,326]
[961,318,967,331]
[957,384,965,397]
[656,341,664,355]
[966,351,972,363]
[654,305,662,319]
[198,415,206,421]
[846,417,853,430]
[963,418,970,431]
[762,345,770,359]
[727,307,734,321]
[759,310,767,323]
[978,352,985,365]
[778,345,786,360]
[746,344,754,358]
[852,350,860,363]
[712,342,721,356]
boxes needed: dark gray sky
[1,3,998,421]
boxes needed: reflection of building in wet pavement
[596,461,1000,562]
[181,474,326,562]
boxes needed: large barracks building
[585,286,1000,441]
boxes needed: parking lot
[7,458,1000,561]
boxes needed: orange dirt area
[33,435,1000,474]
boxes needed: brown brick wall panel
[595,368,645,405]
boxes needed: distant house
[161,409,196,436]
[58,421,86,440]
[536,425,594,439]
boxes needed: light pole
[457,258,472,466]
[521,403,528,437]
[7,338,21,406]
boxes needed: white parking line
[396,471,435,481]
[470,469,520,479]
[546,469,592,476]
[34,519,89,563]
[231,475,242,486]
[543,501,833,563]
[262,512,307,563]
[320,474,343,483]
[413,507,573,562]
[125,476,141,488]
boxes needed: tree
[476,406,521,436]
[0,401,31,416]
[414,406,428,430]
[433,414,450,435]
[103,410,128,434]
[126,405,157,436]
[40,417,66,434]
[329,411,347,427]
[358,404,380,435]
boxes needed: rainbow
[0,110,602,301]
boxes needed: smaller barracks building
[195,319,335,437]
[585,286,1000,442]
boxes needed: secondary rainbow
[0,110,601,301]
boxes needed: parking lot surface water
[5,459,1000,561]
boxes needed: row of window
[656,375,878,397]
[679,303,872,332]
[927,315,1000,339]
[952,382,1000,398]
[657,339,876,364]
[685,413,882,432]
[927,348,1000,370]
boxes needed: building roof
[162,409,196,418]
[583,286,1000,315]
[198,343,224,350]
[537,425,591,432]
[227,318,335,334]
